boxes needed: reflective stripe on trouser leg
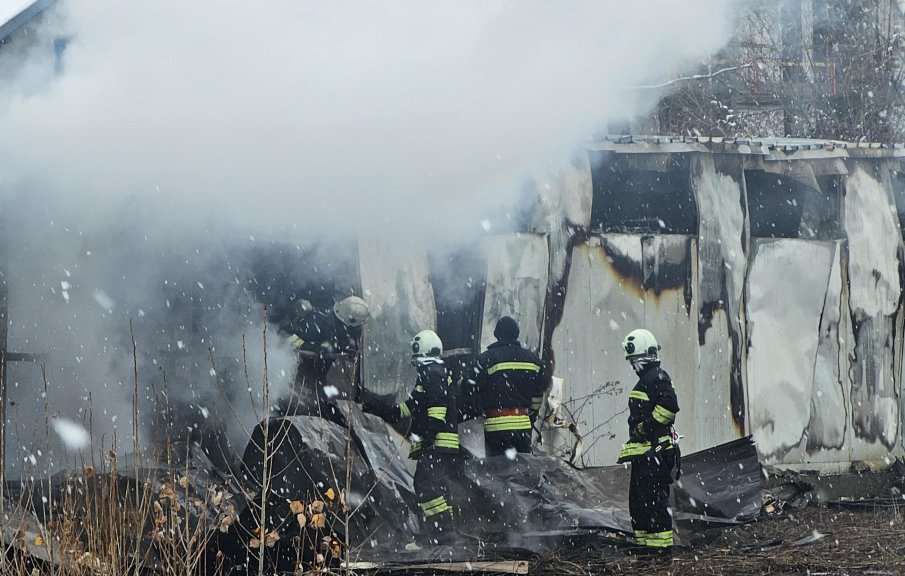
[413,452,457,539]
[644,530,673,547]
[420,495,452,517]
[484,414,531,432]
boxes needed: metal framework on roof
[592,134,905,158]
[0,0,56,44]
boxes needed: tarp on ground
[228,404,762,567]
[5,405,763,573]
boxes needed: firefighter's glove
[632,421,655,443]
[361,400,395,421]
[360,389,397,421]
[288,334,305,350]
[641,419,661,443]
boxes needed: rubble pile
[1,406,764,575]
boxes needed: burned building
[5,136,905,479]
[522,136,905,473]
[169,136,905,474]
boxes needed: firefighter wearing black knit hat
[473,316,550,456]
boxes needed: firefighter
[362,329,459,550]
[617,328,680,556]
[279,295,370,420]
[473,316,550,457]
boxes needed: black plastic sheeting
[226,403,761,566]
[3,405,762,573]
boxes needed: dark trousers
[278,357,345,425]
[629,451,675,549]
[413,451,457,543]
[484,429,532,457]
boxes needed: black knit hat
[494,316,520,341]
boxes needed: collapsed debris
[1,406,763,574]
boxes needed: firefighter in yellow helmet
[280,295,370,421]
[617,328,680,556]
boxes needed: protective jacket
[474,340,549,434]
[620,362,679,551]
[618,364,679,462]
[286,308,359,358]
[368,357,459,460]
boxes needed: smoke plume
[0,0,731,473]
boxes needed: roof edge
[0,0,57,44]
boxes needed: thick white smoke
[0,0,732,473]
[1,0,730,240]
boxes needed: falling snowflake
[92,289,115,312]
[51,419,91,450]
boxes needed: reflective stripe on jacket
[619,365,679,462]
[474,340,549,428]
[403,358,459,460]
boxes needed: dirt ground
[531,504,905,576]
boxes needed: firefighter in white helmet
[362,330,459,550]
[617,328,680,557]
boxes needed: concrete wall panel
[548,236,642,466]
[548,234,698,465]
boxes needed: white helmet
[622,328,660,360]
[292,298,313,318]
[411,329,443,358]
[333,296,370,327]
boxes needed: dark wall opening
[745,170,842,239]
[245,240,361,324]
[589,152,697,234]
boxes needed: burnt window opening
[745,171,842,239]
[589,152,698,235]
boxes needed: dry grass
[0,315,352,576]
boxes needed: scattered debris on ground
[532,496,905,575]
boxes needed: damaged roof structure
[0,1,57,49]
